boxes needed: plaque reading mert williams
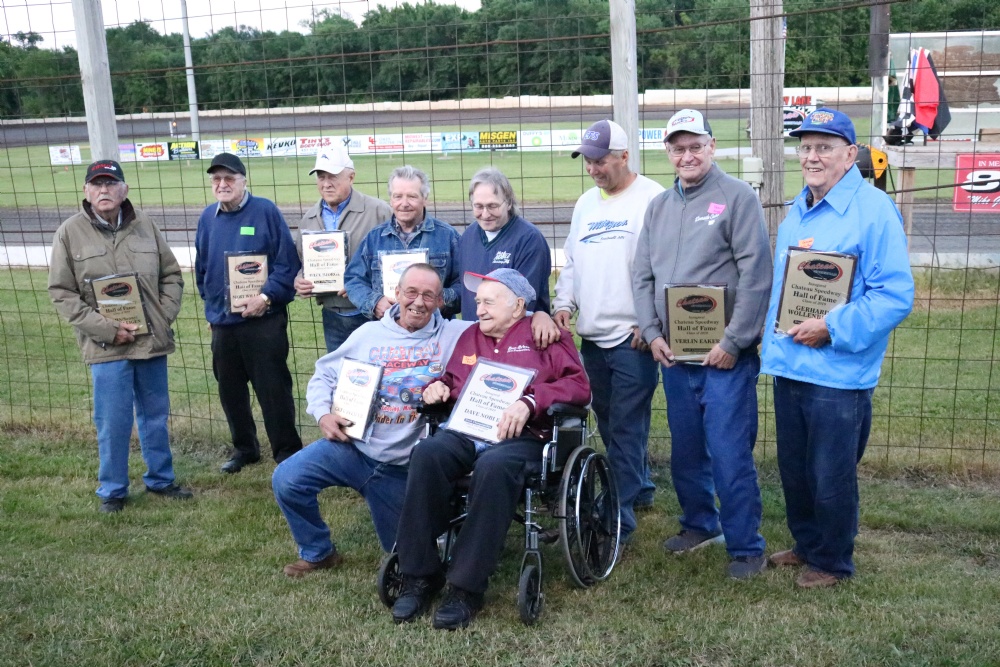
[664,284,727,363]
[775,247,857,334]
[332,358,383,442]
[447,360,536,444]
[225,252,269,313]
[380,249,428,299]
[301,230,348,294]
[92,273,149,335]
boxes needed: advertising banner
[340,135,366,153]
[402,132,436,154]
[639,127,665,145]
[48,145,83,166]
[479,130,518,150]
[134,142,170,162]
[365,134,405,154]
[199,140,226,160]
[264,137,298,157]
[229,138,265,158]
[519,130,550,152]
[551,129,583,151]
[440,132,480,153]
[118,144,137,162]
[297,136,336,156]
[168,141,199,160]
[953,153,1000,212]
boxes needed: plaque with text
[301,230,348,294]
[775,247,857,333]
[225,252,268,313]
[664,284,727,362]
[446,360,536,444]
[92,273,149,335]
[332,358,384,442]
[380,249,428,298]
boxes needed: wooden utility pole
[71,0,119,161]
[749,0,785,238]
[868,1,892,148]
[609,0,640,173]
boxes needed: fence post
[610,0,640,174]
[71,0,119,161]
[750,0,786,239]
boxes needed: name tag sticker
[240,227,255,236]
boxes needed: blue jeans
[272,438,408,559]
[661,352,765,557]
[580,338,659,540]
[90,357,176,499]
[773,377,873,578]
[321,309,369,353]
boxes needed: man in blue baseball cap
[761,108,914,588]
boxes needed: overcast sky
[1,0,483,49]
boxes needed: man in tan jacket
[48,160,191,513]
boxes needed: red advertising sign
[954,153,1000,212]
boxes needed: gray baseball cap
[463,269,536,304]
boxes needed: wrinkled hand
[630,326,649,352]
[374,296,393,319]
[112,322,138,345]
[294,276,314,297]
[241,294,269,318]
[497,399,530,440]
[552,309,573,330]
[530,311,561,350]
[702,343,736,369]
[650,337,676,367]
[788,318,831,348]
[318,413,353,443]
[422,381,450,405]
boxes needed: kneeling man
[272,264,469,576]
[391,269,590,630]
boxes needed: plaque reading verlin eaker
[446,360,537,444]
[92,273,149,335]
[664,284,727,363]
[380,249,429,298]
[301,230,348,294]
[775,247,857,334]
[225,251,268,313]
[332,358,384,442]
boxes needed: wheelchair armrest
[417,402,453,425]
[547,403,589,423]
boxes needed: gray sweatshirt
[632,163,772,357]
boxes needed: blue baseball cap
[789,107,856,144]
[463,269,536,304]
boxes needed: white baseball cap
[664,109,713,142]
[309,146,354,175]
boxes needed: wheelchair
[376,402,621,625]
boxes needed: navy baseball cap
[464,269,536,304]
[85,160,125,183]
[207,152,247,176]
[571,119,629,160]
[789,107,857,144]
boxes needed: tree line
[1,0,997,119]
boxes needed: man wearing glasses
[633,109,773,579]
[761,108,913,588]
[195,153,303,474]
[48,160,191,512]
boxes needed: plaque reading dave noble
[447,360,536,444]
[775,247,857,333]
[301,230,348,293]
[92,273,149,335]
[225,252,268,313]
[332,358,383,442]
[664,284,727,362]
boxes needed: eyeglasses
[401,288,441,302]
[666,143,710,157]
[210,174,243,185]
[795,143,849,157]
[87,179,122,189]
[472,202,506,214]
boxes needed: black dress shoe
[391,573,445,624]
[145,483,194,499]
[432,585,484,630]
[99,497,126,513]
[220,455,260,474]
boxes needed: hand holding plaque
[92,273,149,335]
[331,359,383,442]
[226,251,269,313]
[775,248,856,334]
[301,230,347,294]
[664,284,727,363]
[446,360,536,444]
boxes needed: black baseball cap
[85,160,125,183]
[207,152,246,176]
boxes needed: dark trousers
[211,310,302,463]
[396,430,543,594]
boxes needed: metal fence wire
[1,0,999,468]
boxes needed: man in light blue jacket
[761,109,914,588]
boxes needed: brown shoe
[768,549,806,568]
[795,569,840,589]
[283,552,343,578]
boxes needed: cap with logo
[789,107,857,145]
[463,269,536,304]
[207,152,247,176]
[571,119,629,160]
[664,109,713,142]
[309,146,355,176]
[85,160,126,184]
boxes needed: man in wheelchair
[391,269,591,629]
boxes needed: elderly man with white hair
[390,269,590,631]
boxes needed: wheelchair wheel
[376,551,403,608]
[517,564,543,625]
[558,447,621,588]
